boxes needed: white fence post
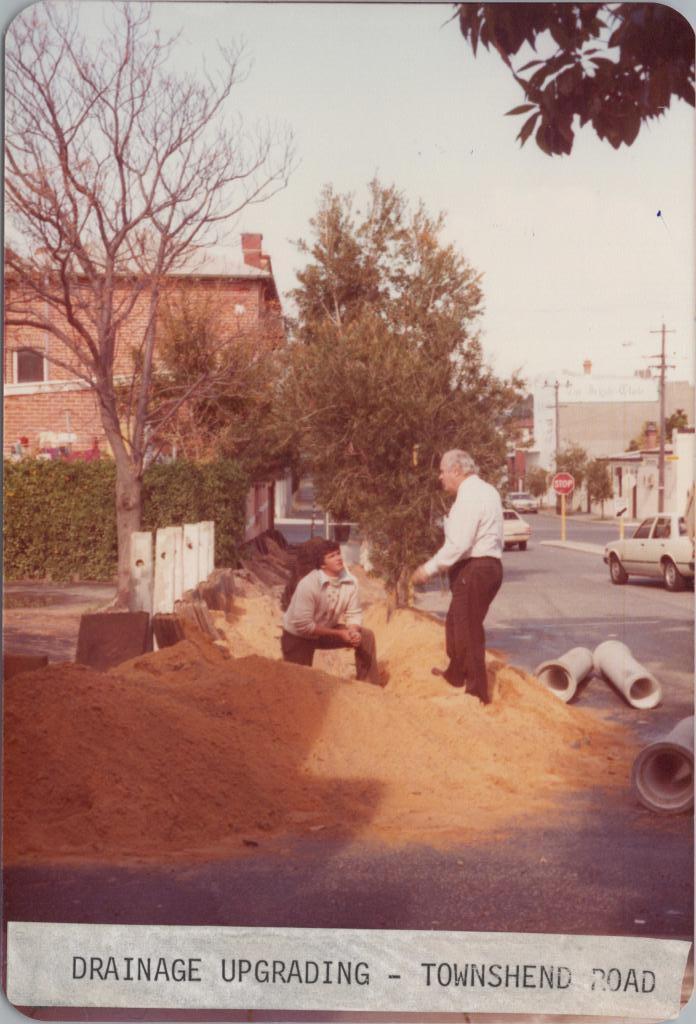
[199,520,215,579]
[182,522,200,593]
[153,527,178,614]
[171,526,183,603]
[143,519,216,653]
[129,531,153,613]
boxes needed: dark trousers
[443,557,503,704]
[281,627,380,685]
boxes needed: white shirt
[424,474,503,577]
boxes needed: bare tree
[5,1,293,605]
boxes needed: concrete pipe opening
[632,745,694,813]
[533,648,592,703]
[537,665,574,699]
[628,676,662,708]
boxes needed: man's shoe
[432,667,467,689]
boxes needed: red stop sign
[552,472,575,495]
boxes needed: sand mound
[4,598,636,867]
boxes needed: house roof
[171,248,273,280]
[600,446,674,462]
[5,244,281,301]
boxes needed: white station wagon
[603,514,695,591]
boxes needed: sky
[5,1,695,389]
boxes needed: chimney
[241,233,265,269]
[644,421,658,449]
[583,359,592,375]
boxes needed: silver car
[507,491,538,514]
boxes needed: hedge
[4,458,250,581]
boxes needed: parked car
[503,509,531,551]
[603,514,695,591]
[506,491,538,514]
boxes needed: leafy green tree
[456,3,694,155]
[627,410,689,452]
[555,443,588,509]
[555,444,588,486]
[281,180,523,602]
[138,287,293,481]
[666,408,690,437]
[526,465,549,501]
[586,458,613,518]
[627,421,653,451]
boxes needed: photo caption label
[7,922,691,1018]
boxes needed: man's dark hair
[311,539,340,568]
[280,538,341,610]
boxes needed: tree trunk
[395,567,411,608]
[114,457,143,610]
[385,572,411,620]
[97,392,144,609]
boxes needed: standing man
[281,539,382,685]
[411,450,503,704]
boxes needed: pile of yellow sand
[4,593,636,867]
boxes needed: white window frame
[12,347,50,386]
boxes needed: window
[16,347,45,383]
[679,518,687,536]
[633,518,655,539]
[654,517,671,539]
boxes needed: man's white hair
[442,449,478,475]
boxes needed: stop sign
[552,472,575,495]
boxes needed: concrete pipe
[592,640,662,710]
[533,647,594,702]
[631,717,694,814]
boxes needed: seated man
[281,539,381,685]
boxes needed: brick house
[4,233,283,541]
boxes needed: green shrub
[4,459,118,580]
[4,458,250,581]
[142,459,249,568]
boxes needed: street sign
[614,499,628,518]
[552,472,575,496]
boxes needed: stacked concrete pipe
[592,640,662,710]
[631,717,694,813]
[533,647,594,702]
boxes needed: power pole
[543,379,567,462]
[648,323,675,514]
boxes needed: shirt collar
[457,472,477,493]
[318,568,350,585]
